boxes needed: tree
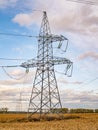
[0,107,8,113]
[95,109,98,113]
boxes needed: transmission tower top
[39,11,51,36]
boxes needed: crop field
[0,113,98,130]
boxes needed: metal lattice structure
[21,11,73,117]
[0,11,73,118]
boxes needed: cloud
[0,86,30,109]
[50,5,98,35]
[12,0,98,35]
[12,13,34,27]
[0,0,18,9]
[70,81,83,85]
[12,12,41,27]
[59,78,83,85]
[78,51,98,60]
[11,0,98,52]
[61,89,98,108]
[0,88,98,110]
[0,69,36,86]
[12,47,23,53]
[9,69,25,76]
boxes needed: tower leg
[28,67,62,118]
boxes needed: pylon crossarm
[20,57,72,68]
[20,59,37,68]
[38,34,67,40]
[49,34,68,42]
[52,56,72,65]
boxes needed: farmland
[0,113,98,130]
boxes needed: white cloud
[0,69,36,86]
[78,51,98,60]
[0,0,18,8]
[12,0,98,34]
[12,12,41,27]
[59,78,83,85]
[9,69,27,76]
[61,89,98,108]
[12,0,98,51]
[13,13,34,27]
[0,88,98,110]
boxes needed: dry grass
[0,113,98,130]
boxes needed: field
[0,113,98,130]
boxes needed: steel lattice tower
[29,11,62,115]
[20,11,73,117]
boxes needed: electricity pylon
[0,11,72,117]
[21,11,73,118]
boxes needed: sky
[0,0,98,111]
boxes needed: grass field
[0,113,98,130]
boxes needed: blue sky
[0,0,98,111]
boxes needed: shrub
[70,108,94,113]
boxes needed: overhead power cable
[0,65,20,68]
[0,56,37,61]
[66,0,98,5]
[0,58,29,61]
[75,76,98,90]
[0,32,38,38]
[55,70,65,75]
[2,67,28,80]
[85,77,98,85]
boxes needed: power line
[2,67,28,80]
[0,32,38,38]
[0,65,20,68]
[0,56,37,61]
[75,76,98,90]
[0,58,29,61]
[84,77,98,85]
[66,0,98,5]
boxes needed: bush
[70,108,94,113]
[95,109,98,113]
[50,108,68,113]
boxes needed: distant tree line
[50,108,98,113]
[0,107,98,114]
